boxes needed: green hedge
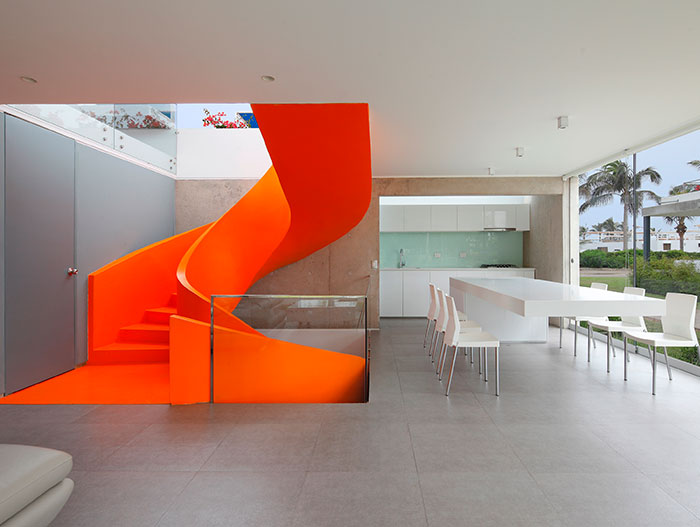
[636,258,700,297]
[580,249,700,268]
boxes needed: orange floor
[0,364,170,404]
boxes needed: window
[663,243,671,250]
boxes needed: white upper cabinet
[457,205,484,231]
[380,203,529,232]
[430,205,457,231]
[484,205,517,229]
[403,205,431,231]
[379,204,404,231]
[516,203,530,231]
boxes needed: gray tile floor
[3,318,700,526]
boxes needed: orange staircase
[89,294,177,365]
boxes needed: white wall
[176,128,272,179]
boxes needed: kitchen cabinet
[484,205,517,229]
[380,268,536,317]
[430,205,457,231]
[379,205,404,232]
[402,270,431,316]
[403,205,431,231]
[379,203,530,232]
[516,203,530,231]
[457,205,484,231]
[379,270,403,316]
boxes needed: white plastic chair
[443,294,500,396]
[587,286,647,372]
[434,288,480,375]
[622,292,698,395]
[424,283,439,350]
[572,282,608,355]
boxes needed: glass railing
[210,294,369,403]
[7,104,177,173]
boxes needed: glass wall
[579,131,700,366]
[8,104,177,173]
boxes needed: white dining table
[449,276,667,343]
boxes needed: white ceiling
[2,0,700,177]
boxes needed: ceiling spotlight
[488,167,496,175]
[515,147,524,158]
[20,76,37,84]
[260,75,276,82]
[557,116,569,130]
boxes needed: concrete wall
[176,176,569,328]
[523,195,563,282]
[75,145,175,365]
[176,129,271,180]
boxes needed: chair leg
[624,336,628,381]
[438,340,450,380]
[652,345,657,395]
[494,346,500,396]
[606,331,611,373]
[428,330,437,358]
[483,347,488,382]
[470,347,474,365]
[663,346,672,381]
[610,336,616,357]
[559,317,563,349]
[592,333,597,349]
[587,324,591,362]
[436,340,446,375]
[574,319,577,357]
[478,346,482,374]
[445,345,458,396]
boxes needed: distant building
[580,226,700,253]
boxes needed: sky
[579,128,700,231]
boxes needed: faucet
[399,248,406,268]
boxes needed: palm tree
[664,183,696,252]
[592,218,622,232]
[580,160,662,252]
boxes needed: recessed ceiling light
[20,76,37,84]
[557,116,569,129]
[515,147,524,158]
[261,75,276,82]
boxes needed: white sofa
[0,445,73,527]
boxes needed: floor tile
[157,471,306,527]
[202,423,320,471]
[420,471,562,526]
[52,470,195,527]
[310,421,416,472]
[535,472,700,526]
[293,471,427,527]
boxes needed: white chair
[587,286,647,372]
[622,292,698,395]
[442,294,500,396]
[434,288,480,375]
[424,283,439,350]
[572,282,608,356]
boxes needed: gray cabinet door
[5,116,76,393]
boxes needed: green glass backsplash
[380,231,523,268]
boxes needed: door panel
[5,116,76,393]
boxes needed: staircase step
[119,323,170,344]
[168,293,178,308]
[91,343,169,365]
[143,306,177,324]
